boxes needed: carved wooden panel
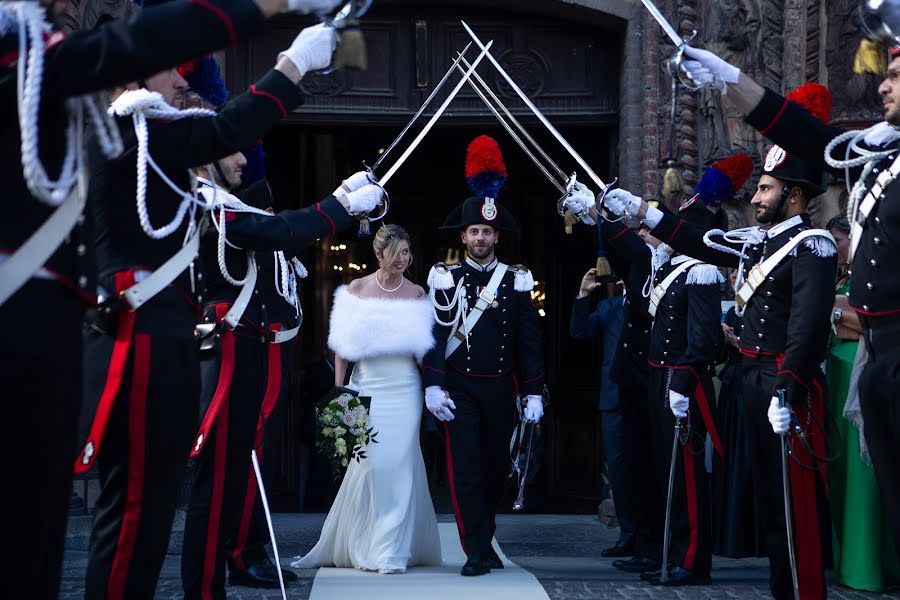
[826,0,883,126]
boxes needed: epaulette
[802,235,837,258]
[685,263,725,286]
[427,262,460,291]
[510,264,535,292]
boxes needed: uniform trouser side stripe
[789,448,825,600]
[442,421,468,554]
[201,399,230,599]
[106,333,151,600]
[680,442,699,572]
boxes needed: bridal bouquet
[316,387,378,479]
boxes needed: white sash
[850,154,900,260]
[648,258,701,319]
[445,262,509,359]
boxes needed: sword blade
[460,21,607,191]
[378,40,494,187]
[639,0,685,47]
[252,449,287,600]
[661,421,680,584]
[778,390,801,600]
[453,59,566,194]
[370,42,473,173]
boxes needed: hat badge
[764,146,787,172]
[481,197,498,221]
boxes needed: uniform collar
[670,254,694,265]
[465,256,498,272]
[766,214,805,239]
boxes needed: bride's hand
[425,386,455,421]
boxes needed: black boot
[460,554,490,577]
[486,547,504,569]
[613,556,659,573]
[229,559,281,589]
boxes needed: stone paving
[60,514,900,599]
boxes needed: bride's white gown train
[292,287,442,573]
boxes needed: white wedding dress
[292,285,442,573]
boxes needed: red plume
[465,135,507,179]
[712,153,753,193]
[786,82,832,124]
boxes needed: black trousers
[442,371,518,558]
[182,332,267,600]
[81,311,199,600]
[859,314,900,556]
[616,350,660,561]
[647,365,714,577]
[1,281,84,600]
[599,406,635,544]
[742,357,828,600]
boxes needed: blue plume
[185,56,229,107]
[242,142,267,186]
[466,172,507,199]
[695,167,734,206]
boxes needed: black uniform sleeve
[46,0,266,98]
[774,247,837,403]
[671,277,725,395]
[422,290,453,389]
[149,69,302,172]
[223,196,352,252]
[651,210,740,269]
[603,220,650,271]
[744,88,849,180]
[516,288,545,397]
[569,295,602,340]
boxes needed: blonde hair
[373,224,412,268]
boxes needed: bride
[292,224,442,574]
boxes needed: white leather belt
[270,324,300,344]
[648,259,700,319]
[0,253,56,281]
[851,154,900,261]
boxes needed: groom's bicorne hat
[762,82,832,198]
[440,135,520,233]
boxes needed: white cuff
[643,205,663,229]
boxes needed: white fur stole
[327,286,436,362]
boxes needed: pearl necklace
[375,270,404,293]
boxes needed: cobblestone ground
[60,514,900,599]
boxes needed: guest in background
[826,215,900,591]
[569,269,634,558]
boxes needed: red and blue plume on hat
[785,82,832,124]
[242,140,267,186]
[695,153,753,205]
[178,55,229,107]
[465,135,507,199]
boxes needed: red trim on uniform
[250,84,287,118]
[201,397,230,599]
[443,421,468,555]
[853,305,900,317]
[74,270,139,474]
[758,99,790,136]
[316,203,336,236]
[214,209,237,222]
[423,365,445,376]
[190,0,237,47]
[689,368,724,460]
[789,438,825,600]
[665,220,684,244]
[522,372,544,384]
[232,325,284,570]
[106,333,151,600]
[776,369,809,390]
[739,347,777,359]
[191,304,236,458]
[0,49,18,67]
[681,442,699,572]
[608,227,629,242]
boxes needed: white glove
[286,0,342,15]
[278,24,339,78]
[682,46,740,94]
[523,395,544,423]
[669,390,689,419]
[603,188,642,218]
[563,182,594,216]
[425,386,456,422]
[345,184,383,215]
[767,397,791,436]
[333,171,371,198]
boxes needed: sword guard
[666,32,712,92]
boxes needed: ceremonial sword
[637,0,712,92]
[660,369,679,584]
[376,40,494,187]
[252,449,287,600]
[778,389,801,600]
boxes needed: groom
[423,135,545,576]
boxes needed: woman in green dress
[826,215,900,592]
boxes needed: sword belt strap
[445,262,508,359]
[735,229,834,310]
[0,182,84,307]
[191,302,237,458]
[269,323,300,344]
[851,153,900,261]
[648,259,701,319]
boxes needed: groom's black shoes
[486,548,504,569]
[461,555,490,577]
[229,558,295,588]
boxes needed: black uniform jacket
[0,0,266,300]
[745,87,898,317]
[601,220,654,379]
[90,69,303,320]
[651,211,836,402]
[423,260,545,397]
[646,255,724,396]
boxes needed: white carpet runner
[301,522,550,600]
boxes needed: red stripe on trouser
[689,368,724,460]
[680,442,699,572]
[75,270,138,474]
[201,397,230,600]
[442,421,468,554]
[106,333,151,599]
[232,328,283,570]
[191,304,235,458]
